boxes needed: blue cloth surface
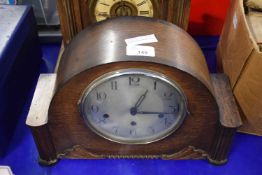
[1,37,262,175]
[0,5,42,156]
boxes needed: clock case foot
[38,157,58,166]
[31,125,58,166]
[208,125,236,165]
[208,157,228,165]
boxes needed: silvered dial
[79,69,187,144]
[94,0,154,22]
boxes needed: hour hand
[134,90,149,109]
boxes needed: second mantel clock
[26,17,242,166]
[57,0,191,44]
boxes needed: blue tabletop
[1,39,262,175]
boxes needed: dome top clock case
[26,17,242,166]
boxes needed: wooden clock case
[26,17,242,166]
[57,0,191,44]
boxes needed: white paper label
[125,34,158,46]
[126,45,155,57]
[125,34,158,57]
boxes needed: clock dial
[80,69,187,144]
[94,0,154,22]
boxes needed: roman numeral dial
[94,0,154,22]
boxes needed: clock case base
[27,73,241,166]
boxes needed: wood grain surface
[211,74,242,128]
[57,17,212,94]
[50,62,219,158]
[57,0,191,44]
[28,17,240,165]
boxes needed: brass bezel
[79,68,188,145]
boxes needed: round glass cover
[79,69,188,144]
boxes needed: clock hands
[130,90,176,116]
[130,90,148,116]
[130,89,176,116]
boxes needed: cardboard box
[217,0,262,135]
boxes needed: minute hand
[136,111,175,115]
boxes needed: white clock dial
[79,69,187,144]
[94,0,154,22]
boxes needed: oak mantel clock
[26,17,242,166]
[57,0,191,44]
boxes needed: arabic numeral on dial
[98,118,106,124]
[90,105,99,113]
[129,77,140,86]
[96,92,107,101]
[163,92,173,99]
[113,127,119,135]
[164,118,172,127]
[129,129,136,136]
[169,104,179,112]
